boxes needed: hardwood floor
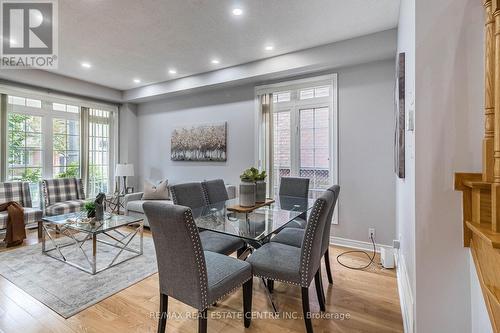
[0,229,403,333]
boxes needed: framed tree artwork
[171,122,227,161]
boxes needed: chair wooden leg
[267,279,274,293]
[314,268,326,312]
[158,293,168,333]
[324,249,333,284]
[301,287,313,333]
[198,309,208,333]
[243,278,253,328]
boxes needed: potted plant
[255,170,267,203]
[239,167,258,207]
[84,201,96,218]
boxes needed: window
[88,108,112,195]
[7,114,43,182]
[53,102,79,113]
[272,91,291,103]
[299,107,330,190]
[53,118,80,178]
[258,75,338,206]
[299,85,330,100]
[8,96,42,108]
[272,111,291,192]
[3,93,118,205]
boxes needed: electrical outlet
[369,228,375,240]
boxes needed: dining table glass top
[190,196,314,243]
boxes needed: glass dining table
[190,195,314,249]
[191,195,314,312]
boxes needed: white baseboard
[395,251,414,333]
[330,236,392,253]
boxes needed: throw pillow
[143,180,169,200]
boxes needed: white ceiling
[51,0,400,90]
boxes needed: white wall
[119,103,139,189]
[136,84,256,187]
[134,59,396,247]
[414,0,484,332]
[396,0,416,331]
[333,60,396,246]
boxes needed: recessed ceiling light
[81,62,91,68]
[211,59,220,64]
[133,78,141,83]
[232,8,243,16]
[168,69,177,74]
[265,45,274,51]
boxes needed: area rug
[0,233,158,318]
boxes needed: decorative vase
[255,180,266,203]
[95,203,104,220]
[239,182,256,207]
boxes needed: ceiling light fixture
[133,78,141,83]
[232,8,243,16]
[81,62,91,68]
[264,45,274,51]
[211,59,220,64]
[168,69,177,74]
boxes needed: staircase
[454,1,500,331]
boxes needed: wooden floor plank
[0,230,403,333]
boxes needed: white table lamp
[115,164,134,194]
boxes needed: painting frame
[171,122,227,162]
[395,52,405,179]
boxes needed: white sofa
[124,184,236,227]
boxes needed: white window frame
[255,74,339,224]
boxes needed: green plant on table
[240,167,267,182]
[84,201,96,213]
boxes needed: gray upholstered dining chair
[169,182,245,256]
[247,190,335,333]
[279,176,310,197]
[143,202,253,333]
[271,185,340,289]
[201,179,229,203]
[279,177,310,229]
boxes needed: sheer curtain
[258,93,274,197]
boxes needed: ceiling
[50,0,400,90]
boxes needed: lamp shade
[115,164,134,177]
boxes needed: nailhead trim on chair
[170,187,178,204]
[300,199,325,286]
[252,273,302,286]
[184,209,209,309]
[211,276,253,305]
[200,183,211,205]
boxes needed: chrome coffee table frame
[41,215,144,275]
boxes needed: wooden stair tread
[463,180,492,189]
[466,221,500,248]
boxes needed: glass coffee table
[40,212,144,275]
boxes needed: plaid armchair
[42,178,86,216]
[0,182,43,236]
